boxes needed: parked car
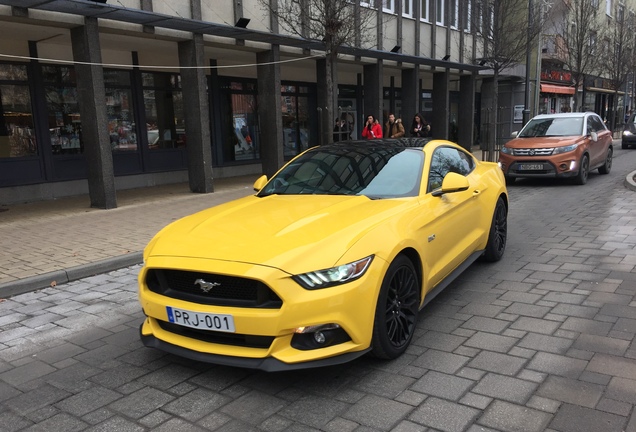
[498,112,613,185]
[138,139,508,371]
[622,112,636,149]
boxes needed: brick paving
[0,145,636,431]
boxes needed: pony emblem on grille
[194,278,221,293]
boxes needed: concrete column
[458,73,476,151]
[402,66,419,130]
[257,47,284,177]
[70,18,116,209]
[432,70,450,140]
[363,61,383,123]
[178,34,214,193]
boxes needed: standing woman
[411,113,431,138]
[361,115,383,139]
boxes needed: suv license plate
[167,306,235,332]
[518,163,543,170]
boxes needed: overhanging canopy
[540,84,575,95]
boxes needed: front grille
[146,269,282,308]
[513,148,554,156]
[158,321,274,349]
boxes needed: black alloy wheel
[371,255,419,359]
[482,197,507,262]
[574,154,589,185]
[598,147,613,175]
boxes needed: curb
[625,170,636,191]
[0,252,143,299]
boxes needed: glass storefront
[42,65,83,155]
[281,84,311,157]
[0,64,36,158]
[219,79,260,162]
[142,72,185,150]
[105,69,137,152]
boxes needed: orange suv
[498,112,613,185]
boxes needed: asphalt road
[1,146,636,432]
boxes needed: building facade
[539,0,635,127]
[0,0,497,206]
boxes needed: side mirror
[432,172,470,197]
[590,131,598,142]
[253,175,268,191]
[511,131,519,138]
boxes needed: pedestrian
[361,114,383,139]
[384,113,405,138]
[410,113,430,138]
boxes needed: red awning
[540,84,575,95]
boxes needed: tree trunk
[324,50,338,145]
[488,68,500,162]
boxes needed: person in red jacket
[361,114,383,139]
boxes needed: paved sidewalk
[0,176,257,298]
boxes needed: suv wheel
[574,154,589,185]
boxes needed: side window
[428,147,474,193]
[591,116,606,131]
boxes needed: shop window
[0,64,36,158]
[231,93,260,161]
[281,85,310,158]
[104,69,137,152]
[142,72,185,150]
[220,79,260,162]
[42,65,83,155]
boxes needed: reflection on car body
[138,138,508,371]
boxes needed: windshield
[258,145,424,198]
[518,117,584,137]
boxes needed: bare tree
[258,0,376,144]
[550,0,604,112]
[599,3,633,131]
[470,0,544,161]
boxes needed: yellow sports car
[138,139,508,371]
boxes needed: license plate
[166,306,235,333]
[518,163,543,170]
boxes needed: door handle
[473,190,481,197]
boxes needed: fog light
[559,163,568,170]
[314,332,326,344]
[291,323,351,350]
[570,161,577,170]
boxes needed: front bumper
[498,155,579,179]
[622,133,636,145]
[140,330,370,371]
[138,255,387,370]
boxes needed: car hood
[504,135,584,148]
[147,194,412,274]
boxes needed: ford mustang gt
[138,139,508,371]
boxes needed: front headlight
[292,255,374,290]
[623,130,632,136]
[553,143,578,155]
[500,146,514,155]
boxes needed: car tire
[573,154,589,185]
[623,142,629,150]
[482,197,507,262]
[370,255,419,360]
[598,147,613,175]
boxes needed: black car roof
[316,137,431,152]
